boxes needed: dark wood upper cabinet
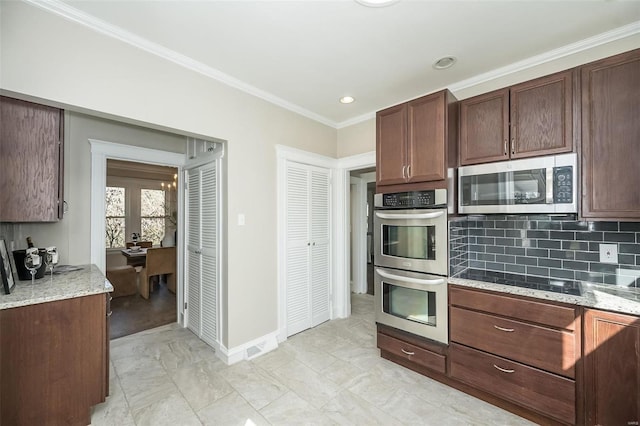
[459,70,574,165]
[580,48,640,221]
[376,103,407,187]
[0,96,64,222]
[459,88,510,165]
[377,89,457,193]
[584,309,640,426]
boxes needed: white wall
[1,1,336,349]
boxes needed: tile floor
[91,294,535,425]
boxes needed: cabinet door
[459,88,509,165]
[584,309,640,426]
[376,103,407,186]
[0,96,63,221]
[581,49,640,220]
[407,92,446,183]
[510,70,573,159]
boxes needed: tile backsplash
[449,215,640,286]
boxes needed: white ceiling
[34,1,640,127]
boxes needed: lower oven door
[374,267,448,344]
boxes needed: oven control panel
[375,189,447,209]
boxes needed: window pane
[106,187,125,216]
[142,217,165,246]
[105,217,125,248]
[141,189,166,217]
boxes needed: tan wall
[1,1,336,349]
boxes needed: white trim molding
[25,0,639,130]
[217,331,280,365]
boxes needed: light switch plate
[237,213,245,226]
[599,244,618,264]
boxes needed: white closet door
[186,168,202,336]
[285,163,311,336]
[285,162,330,337]
[185,161,220,347]
[200,164,218,346]
[310,168,330,327]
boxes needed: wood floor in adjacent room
[109,281,177,340]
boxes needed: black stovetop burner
[455,269,583,296]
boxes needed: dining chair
[139,247,176,299]
[126,241,153,248]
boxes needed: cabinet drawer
[450,343,575,425]
[450,306,576,378]
[377,332,446,374]
[450,286,577,331]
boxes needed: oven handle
[376,268,446,286]
[374,211,445,220]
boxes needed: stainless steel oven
[374,267,448,343]
[374,189,449,344]
[374,191,448,276]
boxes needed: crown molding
[448,20,640,93]
[22,1,640,130]
[23,0,338,128]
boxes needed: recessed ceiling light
[355,0,399,7]
[339,96,355,104]
[433,56,457,70]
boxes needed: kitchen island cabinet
[0,96,64,222]
[580,48,640,221]
[584,308,640,426]
[459,70,574,165]
[0,265,112,426]
[376,89,457,194]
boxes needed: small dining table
[120,247,148,267]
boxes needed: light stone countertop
[448,276,640,317]
[0,264,113,310]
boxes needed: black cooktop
[455,269,583,296]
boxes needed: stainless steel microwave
[458,153,577,214]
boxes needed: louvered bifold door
[310,168,330,327]
[286,163,311,336]
[200,163,218,346]
[186,168,202,336]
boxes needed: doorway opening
[104,159,179,339]
[349,168,376,296]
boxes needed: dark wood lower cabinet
[0,293,109,425]
[584,309,640,426]
[450,343,575,424]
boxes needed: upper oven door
[374,208,448,276]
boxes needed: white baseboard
[216,330,280,365]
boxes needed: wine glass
[24,247,41,285]
[45,246,58,280]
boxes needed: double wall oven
[374,189,448,344]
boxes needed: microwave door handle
[546,167,553,203]
[376,268,446,286]
[374,211,445,220]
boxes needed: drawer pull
[493,364,515,374]
[493,325,515,332]
[401,348,415,356]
